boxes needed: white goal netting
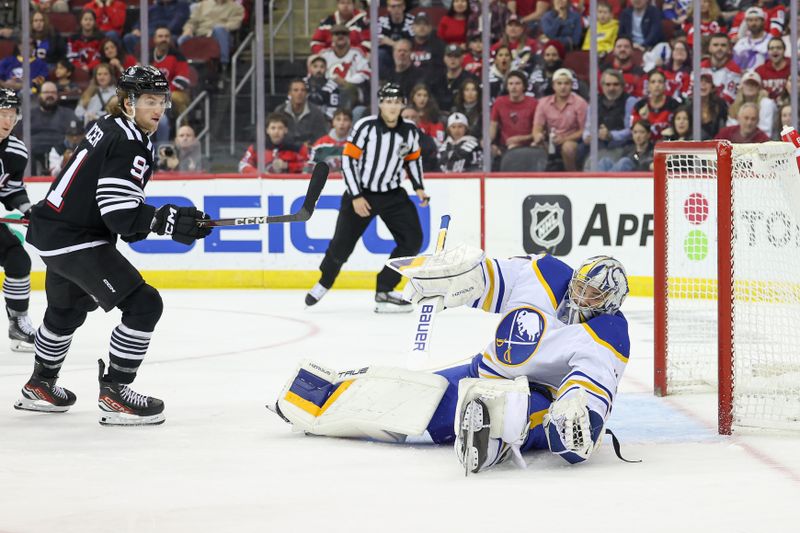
[662,142,800,431]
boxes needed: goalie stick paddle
[407,214,451,371]
[196,162,329,227]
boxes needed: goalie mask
[556,256,629,324]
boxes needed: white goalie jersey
[468,254,630,423]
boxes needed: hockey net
[654,141,800,434]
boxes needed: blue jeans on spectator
[598,156,636,172]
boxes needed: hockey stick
[407,214,451,371]
[0,217,27,225]
[196,162,329,227]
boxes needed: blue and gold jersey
[469,254,630,420]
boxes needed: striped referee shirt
[342,115,424,197]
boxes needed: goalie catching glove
[151,204,212,245]
[387,244,486,309]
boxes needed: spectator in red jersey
[729,0,785,43]
[491,15,538,71]
[467,0,510,42]
[438,0,469,46]
[319,24,371,110]
[658,40,692,102]
[83,0,126,43]
[532,68,587,171]
[67,10,105,72]
[490,70,538,160]
[308,108,352,172]
[701,32,741,103]
[411,12,445,75]
[99,38,136,78]
[506,0,550,35]
[631,70,681,141]
[409,83,445,146]
[715,102,770,142]
[601,36,645,98]
[462,34,483,75]
[540,0,583,51]
[239,114,309,173]
[310,0,369,54]
[732,7,771,70]
[682,0,726,47]
[726,70,776,137]
[452,78,482,138]
[755,37,789,99]
[150,26,191,117]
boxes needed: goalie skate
[97,360,165,426]
[456,398,508,476]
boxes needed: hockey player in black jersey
[15,66,212,425]
[0,89,37,352]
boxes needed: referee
[305,83,429,312]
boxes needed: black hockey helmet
[378,82,404,102]
[0,88,21,111]
[118,65,170,96]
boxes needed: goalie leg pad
[277,360,449,443]
[454,377,531,474]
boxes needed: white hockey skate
[8,312,35,352]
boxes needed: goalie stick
[407,214,451,370]
[196,162,329,227]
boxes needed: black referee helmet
[378,83,404,102]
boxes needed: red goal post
[654,140,800,435]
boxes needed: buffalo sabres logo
[529,202,565,249]
[494,306,546,366]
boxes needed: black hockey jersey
[27,115,156,256]
[0,135,32,213]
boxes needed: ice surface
[0,292,797,532]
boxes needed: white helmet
[556,256,629,324]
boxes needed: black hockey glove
[151,204,212,245]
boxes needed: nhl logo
[522,195,572,256]
[397,141,411,158]
[529,202,565,249]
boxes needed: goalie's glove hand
[151,204,212,245]
[543,390,604,464]
[394,244,486,309]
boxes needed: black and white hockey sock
[107,324,153,384]
[3,275,30,313]
[34,324,74,378]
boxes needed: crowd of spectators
[2,0,800,175]
[0,0,245,174]
[264,0,800,174]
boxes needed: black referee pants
[319,189,423,293]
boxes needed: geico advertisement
[484,178,654,278]
[17,178,482,271]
